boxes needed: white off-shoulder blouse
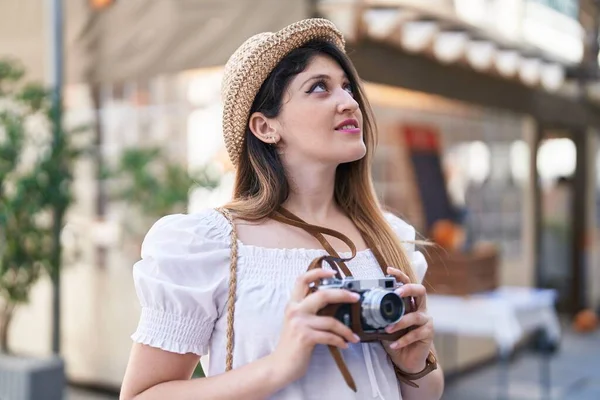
[131,208,427,400]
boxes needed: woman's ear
[248,112,280,145]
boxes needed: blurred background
[1,0,600,399]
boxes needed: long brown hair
[224,40,417,283]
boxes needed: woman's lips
[335,118,360,133]
[336,127,361,134]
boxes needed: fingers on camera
[291,269,336,301]
[308,315,360,344]
[303,288,359,314]
[395,283,426,298]
[311,331,350,349]
[390,323,433,349]
[386,267,410,284]
[385,311,428,333]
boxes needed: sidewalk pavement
[443,327,600,399]
[66,388,118,400]
[65,387,119,400]
[67,328,600,400]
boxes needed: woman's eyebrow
[300,73,349,88]
[301,74,330,88]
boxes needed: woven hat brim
[222,19,346,166]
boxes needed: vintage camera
[317,275,415,342]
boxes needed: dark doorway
[535,130,587,314]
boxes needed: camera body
[317,275,415,342]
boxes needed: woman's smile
[334,118,360,134]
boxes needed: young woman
[120,18,444,400]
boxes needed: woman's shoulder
[382,210,417,241]
[140,208,232,259]
[382,210,428,283]
[134,207,233,291]
[145,208,231,240]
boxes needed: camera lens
[361,288,404,328]
[380,293,402,322]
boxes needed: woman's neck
[281,164,340,224]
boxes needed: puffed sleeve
[384,212,428,284]
[130,209,231,356]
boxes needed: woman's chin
[338,144,367,164]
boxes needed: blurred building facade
[2,0,600,391]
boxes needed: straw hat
[221,18,346,166]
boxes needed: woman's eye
[307,81,353,95]
[309,81,327,93]
[343,83,354,96]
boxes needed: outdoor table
[427,286,561,400]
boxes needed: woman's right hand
[270,268,361,384]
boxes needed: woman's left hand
[381,267,434,374]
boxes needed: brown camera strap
[273,208,389,276]
[271,209,353,274]
[271,207,394,392]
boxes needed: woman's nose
[336,89,359,114]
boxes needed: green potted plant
[0,58,86,400]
